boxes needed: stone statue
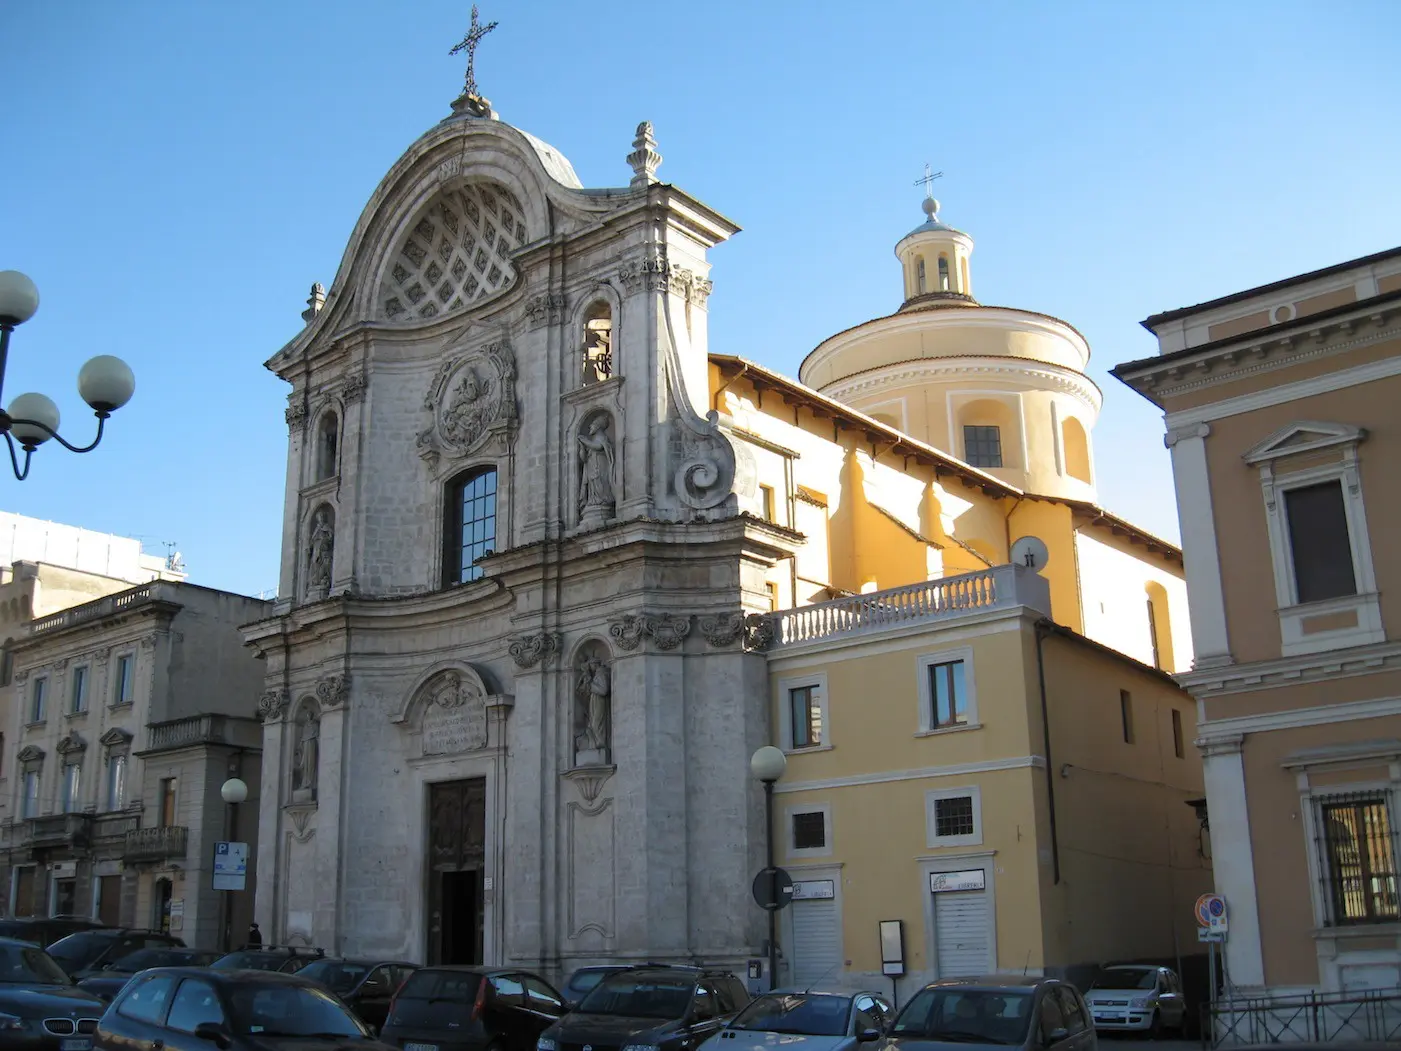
[441,369,491,447]
[307,509,334,591]
[291,706,320,794]
[577,415,616,522]
[574,654,611,762]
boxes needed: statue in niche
[306,509,334,592]
[441,368,492,447]
[574,653,611,765]
[577,415,617,525]
[291,705,320,795]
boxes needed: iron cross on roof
[914,164,944,199]
[450,5,499,99]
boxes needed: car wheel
[1147,1011,1163,1040]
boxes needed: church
[242,31,1207,987]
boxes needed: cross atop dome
[449,5,499,118]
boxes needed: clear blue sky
[2,1,1397,597]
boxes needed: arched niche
[956,397,1021,470]
[304,503,336,599]
[579,299,615,386]
[392,661,512,759]
[1062,416,1092,484]
[575,409,618,528]
[314,410,339,481]
[570,639,613,768]
[290,697,321,801]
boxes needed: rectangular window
[1146,598,1162,669]
[61,763,81,813]
[114,655,133,705]
[1120,689,1134,744]
[71,666,88,714]
[928,660,968,729]
[448,468,499,585]
[934,795,976,839]
[1285,481,1357,604]
[30,677,47,723]
[106,755,127,811]
[159,777,178,827]
[792,811,827,850]
[1172,709,1185,759]
[21,771,40,819]
[765,582,780,612]
[1320,796,1399,924]
[789,686,822,749]
[760,485,776,523]
[962,425,1003,469]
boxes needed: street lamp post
[751,745,788,991]
[0,270,135,480]
[219,773,248,953]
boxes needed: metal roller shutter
[935,890,989,978]
[790,898,842,987]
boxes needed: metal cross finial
[449,5,499,99]
[914,163,944,199]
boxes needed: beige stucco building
[1115,246,1401,997]
[0,535,269,952]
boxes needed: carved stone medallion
[698,612,745,648]
[420,671,487,756]
[258,689,290,723]
[508,633,561,668]
[419,340,519,462]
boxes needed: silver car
[701,990,892,1051]
[885,975,1096,1051]
[1082,965,1187,1037]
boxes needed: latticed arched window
[444,467,498,585]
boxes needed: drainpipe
[1034,620,1061,885]
[1002,496,1024,562]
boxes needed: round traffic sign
[752,866,795,912]
[1195,893,1226,927]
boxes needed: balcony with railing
[760,562,1052,650]
[26,813,94,848]
[28,582,177,636]
[123,825,188,863]
[144,713,262,754]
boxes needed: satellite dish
[1010,536,1050,573]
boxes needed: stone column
[1199,732,1266,990]
[1165,423,1233,669]
[255,689,289,942]
[313,675,350,953]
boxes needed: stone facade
[245,99,798,975]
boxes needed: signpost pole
[764,778,778,991]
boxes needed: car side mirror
[194,1022,232,1050]
[1046,1028,1069,1046]
[858,1028,882,1043]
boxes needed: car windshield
[567,969,616,994]
[107,949,194,973]
[732,994,851,1036]
[46,932,112,969]
[213,952,289,971]
[228,983,369,1038]
[891,988,1033,1046]
[299,961,371,994]
[1091,969,1157,991]
[577,976,694,1019]
[0,943,72,985]
[397,969,481,1001]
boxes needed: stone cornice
[821,355,1103,414]
[1178,639,1401,697]
[1114,294,1401,406]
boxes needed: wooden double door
[426,778,486,966]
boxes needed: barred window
[962,426,1002,469]
[792,811,826,851]
[1319,794,1399,925]
[934,795,975,839]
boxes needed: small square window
[963,426,1003,469]
[792,811,826,851]
[934,795,975,839]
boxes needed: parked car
[297,958,418,1032]
[46,929,185,979]
[75,947,221,1001]
[560,965,629,1005]
[886,975,1096,1051]
[0,917,109,949]
[701,989,891,1051]
[210,946,326,973]
[93,966,395,1051]
[537,965,750,1051]
[0,936,107,1050]
[1083,964,1187,1037]
[380,966,567,1051]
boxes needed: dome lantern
[894,196,976,309]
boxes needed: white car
[1083,965,1187,1037]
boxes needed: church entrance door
[427,778,486,965]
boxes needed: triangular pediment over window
[1243,421,1367,465]
[99,727,133,748]
[16,745,44,763]
[56,733,87,755]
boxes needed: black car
[296,958,418,1033]
[211,947,325,974]
[0,918,109,950]
[560,966,630,1005]
[0,936,107,1050]
[75,948,222,1001]
[537,965,750,1051]
[379,966,567,1051]
[886,975,1096,1051]
[46,930,184,979]
[93,966,395,1051]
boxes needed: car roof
[769,988,884,998]
[0,935,46,949]
[311,958,417,967]
[410,965,515,976]
[132,967,320,986]
[570,965,630,972]
[923,974,1058,990]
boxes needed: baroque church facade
[245,70,1199,981]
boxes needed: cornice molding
[1179,640,1401,697]
[822,356,1103,413]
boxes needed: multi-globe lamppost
[0,270,135,480]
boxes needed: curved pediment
[393,660,499,726]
